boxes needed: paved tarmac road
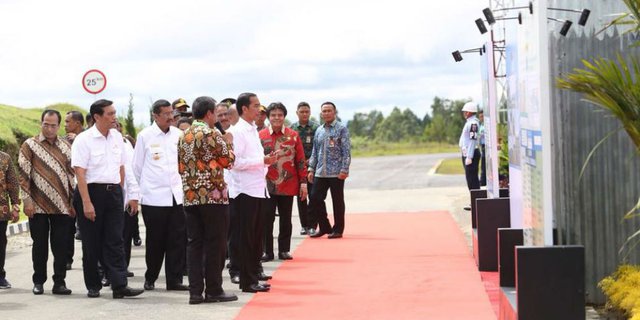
[0,153,467,320]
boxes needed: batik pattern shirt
[178,120,235,206]
[0,151,20,221]
[290,120,319,160]
[18,134,75,215]
[259,126,307,196]
[308,121,351,178]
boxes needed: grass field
[351,140,459,158]
[435,157,464,175]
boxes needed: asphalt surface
[0,153,468,320]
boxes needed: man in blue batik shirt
[307,102,351,239]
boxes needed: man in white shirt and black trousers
[71,99,144,299]
[133,99,188,291]
[229,92,277,293]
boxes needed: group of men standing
[0,93,352,305]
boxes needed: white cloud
[0,0,488,124]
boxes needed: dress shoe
[144,281,155,291]
[260,253,274,262]
[167,283,189,291]
[87,289,100,298]
[33,284,44,295]
[260,282,271,288]
[257,272,272,281]
[189,294,204,305]
[300,228,308,235]
[52,284,72,295]
[205,291,238,303]
[0,278,11,289]
[101,278,111,287]
[126,271,134,277]
[230,275,240,284]
[133,237,142,246]
[309,229,328,238]
[463,205,471,211]
[328,232,343,239]
[65,262,72,270]
[241,283,270,293]
[278,252,293,260]
[112,286,144,299]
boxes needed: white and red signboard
[82,69,107,94]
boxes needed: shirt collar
[269,125,284,135]
[37,133,58,144]
[238,117,257,131]
[152,121,173,135]
[324,120,337,128]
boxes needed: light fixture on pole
[451,46,486,62]
[482,1,533,26]
[548,7,590,26]
[548,17,573,36]
[476,13,523,34]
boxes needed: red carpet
[236,212,496,320]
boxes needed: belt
[88,183,120,191]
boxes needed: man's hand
[24,201,35,218]
[338,172,349,180]
[465,157,472,166]
[264,152,277,165]
[127,200,139,216]
[307,172,314,184]
[66,133,77,140]
[223,132,233,144]
[83,201,96,222]
[300,184,308,201]
[11,204,20,223]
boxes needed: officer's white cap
[462,102,478,113]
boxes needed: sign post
[82,69,107,96]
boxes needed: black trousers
[480,144,487,186]
[296,182,326,230]
[123,210,137,267]
[462,149,482,191]
[264,195,293,255]
[185,204,228,296]
[68,186,80,266]
[29,214,71,286]
[235,193,263,288]
[141,201,186,286]
[228,198,240,277]
[0,221,7,279]
[76,184,128,291]
[309,177,346,234]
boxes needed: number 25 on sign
[82,69,107,95]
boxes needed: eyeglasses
[42,123,59,129]
[158,111,174,118]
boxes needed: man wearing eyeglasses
[18,109,76,295]
[132,99,188,292]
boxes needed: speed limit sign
[82,69,107,94]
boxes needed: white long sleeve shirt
[132,122,184,206]
[228,118,268,199]
[123,139,139,205]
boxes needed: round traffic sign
[82,69,107,94]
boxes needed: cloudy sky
[0,0,489,124]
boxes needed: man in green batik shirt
[290,102,320,235]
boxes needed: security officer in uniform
[459,102,481,211]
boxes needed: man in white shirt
[132,99,188,291]
[228,92,276,293]
[71,99,144,299]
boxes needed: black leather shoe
[112,286,144,299]
[33,284,44,295]
[167,283,189,291]
[52,284,72,295]
[309,229,328,238]
[241,284,270,293]
[65,262,72,270]
[328,232,343,239]
[278,252,293,260]
[205,291,238,302]
[101,278,111,287]
[133,237,142,246]
[126,271,134,277]
[257,272,272,281]
[189,294,204,305]
[260,253,274,262]
[144,281,155,291]
[260,282,271,288]
[300,228,308,235]
[87,289,100,298]
[230,275,240,284]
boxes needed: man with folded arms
[71,99,144,299]
[133,99,188,292]
[19,109,76,295]
[178,96,237,304]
